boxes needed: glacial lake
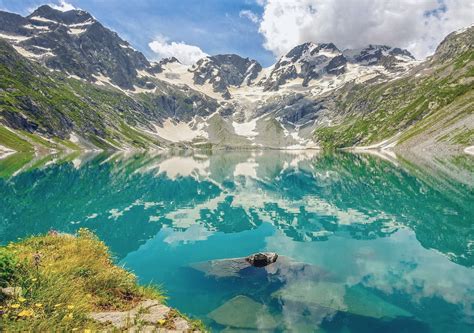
[0,150,473,332]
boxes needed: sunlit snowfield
[0,150,473,332]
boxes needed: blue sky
[0,0,276,66]
[1,0,472,66]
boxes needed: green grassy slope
[0,40,217,151]
[314,27,474,149]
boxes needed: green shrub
[0,247,17,287]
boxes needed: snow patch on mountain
[232,119,258,138]
[153,119,208,143]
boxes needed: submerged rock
[189,255,330,281]
[272,282,412,319]
[246,252,278,267]
[208,295,279,329]
[190,257,251,278]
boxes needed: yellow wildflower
[65,313,74,320]
[17,309,34,317]
[67,305,75,310]
[10,304,21,309]
[84,329,92,333]
[157,319,166,325]
[18,297,27,303]
[35,303,43,308]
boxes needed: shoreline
[0,230,204,332]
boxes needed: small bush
[0,247,17,287]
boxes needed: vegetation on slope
[0,39,217,151]
[314,27,474,149]
[0,229,202,331]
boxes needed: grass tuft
[0,229,164,331]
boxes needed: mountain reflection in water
[0,150,473,332]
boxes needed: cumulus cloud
[50,0,76,12]
[258,0,474,59]
[148,35,208,65]
[240,10,260,24]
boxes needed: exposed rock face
[260,42,415,91]
[246,252,278,267]
[342,44,416,73]
[0,5,150,89]
[190,54,262,98]
[431,24,474,64]
[90,299,197,332]
[261,43,343,91]
[0,287,22,298]
[343,44,415,65]
[0,11,29,34]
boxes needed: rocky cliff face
[260,42,416,91]
[313,26,474,151]
[190,54,262,99]
[0,5,150,89]
[260,43,344,90]
[0,5,471,153]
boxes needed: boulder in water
[271,281,412,319]
[246,252,278,267]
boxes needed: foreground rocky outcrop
[90,299,198,332]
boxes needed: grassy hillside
[0,40,217,151]
[0,229,203,331]
[314,27,474,150]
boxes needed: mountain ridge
[0,5,472,155]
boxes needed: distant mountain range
[0,5,472,153]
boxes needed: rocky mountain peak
[431,25,474,64]
[343,44,415,65]
[284,42,341,63]
[147,57,181,74]
[159,57,180,66]
[0,5,152,90]
[190,54,262,99]
[261,42,345,91]
[0,11,29,34]
[28,5,94,25]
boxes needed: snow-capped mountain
[259,42,416,91]
[150,42,417,99]
[0,5,150,89]
[260,43,345,91]
[0,5,471,153]
[344,45,414,65]
[190,54,262,99]
[0,5,416,99]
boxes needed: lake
[0,150,473,332]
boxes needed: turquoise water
[0,151,473,332]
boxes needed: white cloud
[50,0,76,12]
[240,10,260,24]
[258,0,474,59]
[148,35,208,65]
